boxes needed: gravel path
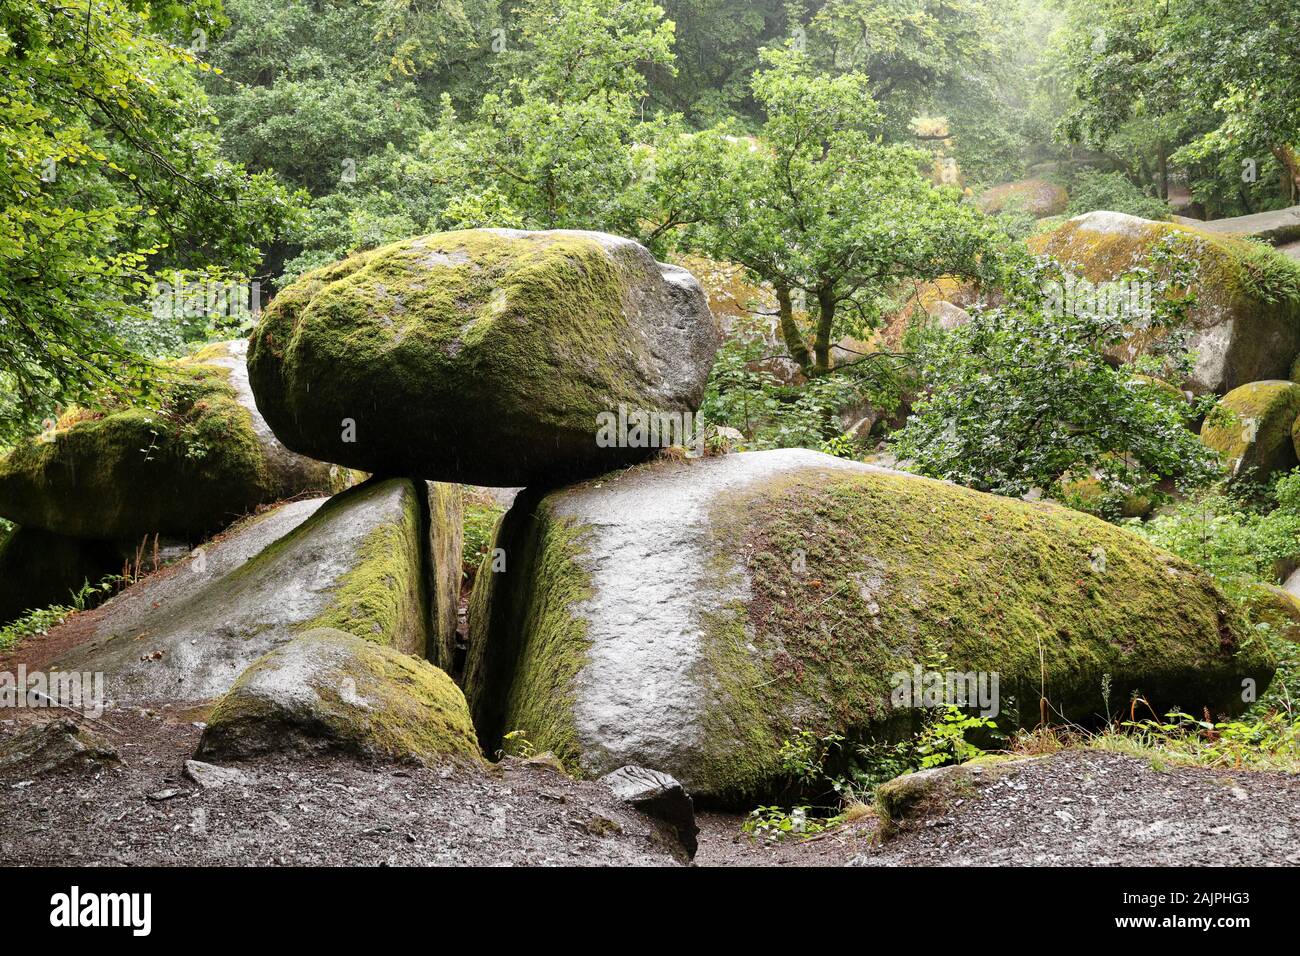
[3,709,1296,867]
[854,750,1300,866]
[0,711,684,867]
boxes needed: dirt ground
[0,708,688,866]
[852,749,1300,867]
[4,704,1298,866]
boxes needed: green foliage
[498,729,537,760]
[0,569,124,649]
[462,501,504,579]
[1065,169,1172,220]
[890,249,1220,503]
[802,0,1004,141]
[699,329,902,451]
[742,804,842,842]
[0,0,302,442]
[1128,471,1300,589]
[681,48,1007,374]
[280,0,687,269]
[746,706,999,836]
[1098,710,1300,772]
[0,603,73,652]
[1056,0,1300,216]
[850,706,1001,793]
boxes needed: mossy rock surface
[1030,212,1300,394]
[466,449,1269,801]
[53,479,431,705]
[0,526,122,626]
[0,340,351,540]
[1058,476,1153,520]
[249,229,719,486]
[197,628,482,765]
[977,179,1069,217]
[874,756,1040,838]
[426,481,464,672]
[1199,380,1300,481]
[1241,583,1300,645]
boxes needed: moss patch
[0,347,269,539]
[464,495,594,768]
[1240,583,1300,645]
[198,628,482,765]
[302,480,427,655]
[695,469,1266,797]
[215,478,429,655]
[1200,380,1300,481]
[249,230,683,484]
[1030,215,1300,392]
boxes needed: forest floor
[3,707,1298,867]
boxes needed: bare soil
[5,700,1297,867]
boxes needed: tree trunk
[776,284,812,372]
[1272,145,1300,204]
[1157,143,1169,200]
[813,288,835,374]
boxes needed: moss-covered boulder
[1057,476,1153,520]
[1241,583,1300,645]
[466,449,1268,800]
[977,179,1069,217]
[0,526,122,626]
[196,628,482,765]
[1030,212,1300,394]
[1199,380,1300,481]
[249,230,719,487]
[51,478,441,705]
[0,340,351,540]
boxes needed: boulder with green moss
[196,628,482,765]
[51,478,440,705]
[0,526,122,626]
[977,179,1069,217]
[0,340,351,541]
[466,449,1269,800]
[1199,380,1300,481]
[1030,212,1300,394]
[248,229,719,487]
[1241,583,1300,645]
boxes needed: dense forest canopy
[3,0,1298,449]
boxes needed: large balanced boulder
[0,340,351,540]
[465,449,1268,800]
[50,478,454,705]
[1199,380,1300,481]
[1030,212,1300,394]
[248,230,719,487]
[196,628,482,766]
